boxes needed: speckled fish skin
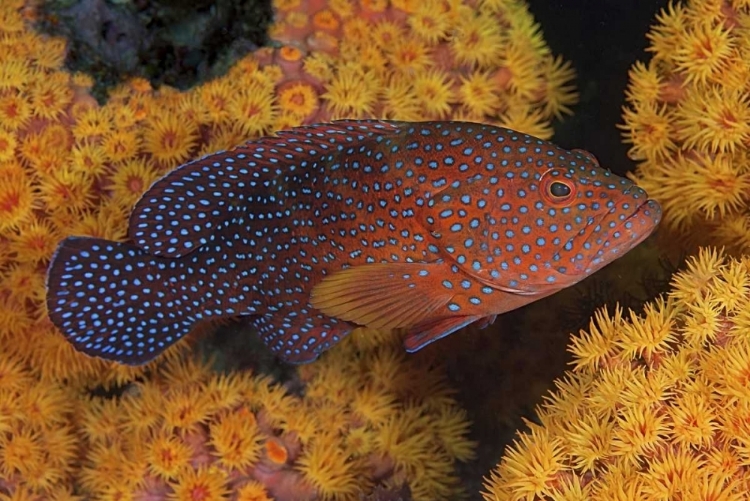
[46,120,661,365]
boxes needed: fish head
[525,162,662,283]
[421,147,661,295]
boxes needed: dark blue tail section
[45,237,196,365]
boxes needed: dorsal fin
[128,120,403,257]
[571,148,600,166]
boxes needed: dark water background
[530,1,669,177]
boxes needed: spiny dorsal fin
[571,148,600,166]
[129,120,403,257]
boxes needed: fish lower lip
[590,198,662,263]
[625,198,662,226]
[605,199,661,250]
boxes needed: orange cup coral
[37,329,472,501]
[621,0,750,254]
[482,247,750,500]
[0,353,79,499]
[269,0,579,135]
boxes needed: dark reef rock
[39,0,273,100]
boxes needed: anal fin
[252,310,354,364]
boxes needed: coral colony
[621,0,750,254]
[6,0,750,499]
[0,0,571,499]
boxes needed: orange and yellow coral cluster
[0,0,577,497]
[2,327,474,501]
[269,0,578,136]
[620,0,750,253]
[482,247,750,500]
[0,357,79,500]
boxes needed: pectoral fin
[310,262,453,330]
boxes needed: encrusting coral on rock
[482,247,750,500]
[0,326,475,500]
[0,0,577,498]
[268,0,578,131]
[620,0,750,254]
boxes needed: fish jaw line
[476,280,556,296]
[582,197,662,273]
[470,270,565,296]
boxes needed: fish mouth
[583,197,662,272]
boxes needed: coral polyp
[482,248,750,500]
[0,0,583,497]
[621,0,750,254]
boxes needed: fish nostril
[622,186,647,199]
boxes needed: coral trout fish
[46,120,661,365]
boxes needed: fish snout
[584,197,662,271]
[618,197,661,247]
[639,199,662,227]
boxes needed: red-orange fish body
[46,120,661,364]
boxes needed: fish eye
[540,169,576,206]
[549,181,571,198]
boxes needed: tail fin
[45,236,196,365]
